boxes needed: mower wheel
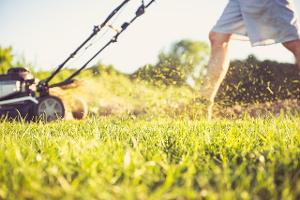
[35,96,65,122]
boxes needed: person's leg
[282,39,300,69]
[199,31,231,120]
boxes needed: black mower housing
[0,68,36,120]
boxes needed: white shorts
[212,0,300,46]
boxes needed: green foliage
[217,55,300,105]
[89,63,123,76]
[0,46,13,74]
[32,63,122,84]
[0,116,300,199]
[0,46,33,74]
[132,40,209,86]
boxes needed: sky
[1,0,300,73]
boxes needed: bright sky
[1,0,300,73]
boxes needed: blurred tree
[0,46,13,74]
[89,62,121,76]
[163,40,209,76]
[132,40,209,86]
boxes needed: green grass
[1,72,299,199]
[1,116,300,200]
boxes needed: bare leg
[282,39,300,70]
[200,32,231,119]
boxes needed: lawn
[1,116,300,199]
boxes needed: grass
[1,116,300,200]
[1,72,300,199]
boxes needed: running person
[200,0,300,120]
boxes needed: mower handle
[46,0,156,91]
[43,0,131,85]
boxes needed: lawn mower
[0,0,155,122]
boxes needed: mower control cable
[41,0,131,88]
[49,0,156,89]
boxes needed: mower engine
[0,68,35,99]
[0,68,38,120]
